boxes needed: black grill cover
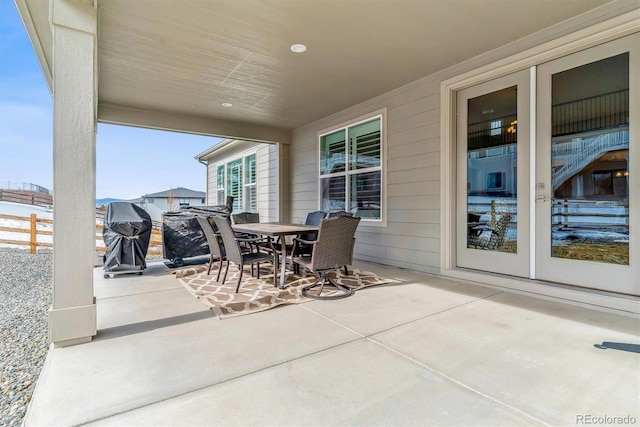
[103,202,152,272]
[161,197,233,262]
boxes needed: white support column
[48,0,98,347]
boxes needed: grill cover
[161,198,233,263]
[102,202,152,272]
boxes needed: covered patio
[24,260,639,425]
[15,0,640,348]
[12,0,640,424]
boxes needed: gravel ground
[0,247,166,426]
[0,248,52,427]
[0,248,165,426]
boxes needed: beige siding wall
[279,143,291,223]
[206,162,216,204]
[291,79,443,274]
[255,143,279,222]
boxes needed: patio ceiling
[21,0,614,134]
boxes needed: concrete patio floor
[25,260,639,426]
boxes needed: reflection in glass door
[466,87,518,254]
[536,34,638,295]
[551,54,629,265]
[456,70,530,278]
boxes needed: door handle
[535,195,551,203]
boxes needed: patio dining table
[232,222,319,289]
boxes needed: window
[216,165,225,205]
[244,154,257,212]
[593,171,613,195]
[179,198,189,207]
[486,171,506,190]
[147,198,154,204]
[490,120,502,136]
[319,114,383,222]
[215,153,258,213]
[227,159,243,213]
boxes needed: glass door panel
[535,34,639,294]
[456,70,530,277]
[466,87,518,254]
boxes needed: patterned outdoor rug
[175,263,399,319]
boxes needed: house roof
[16,0,637,143]
[195,138,263,161]
[141,187,205,199]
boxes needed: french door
[457,34,639,296]
[456,70,531,277]
[535,34,638,295]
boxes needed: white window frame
[317,108,387,227]
[215,151,258,214]
[216,165,225,205]
[243,153,257,212]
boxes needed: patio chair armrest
[293,237,316,245]
[291,237,316,258]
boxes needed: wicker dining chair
[292,215,361,300]
[231,212,260,224]
[326,210,353,218]
[213,216,274,292]
[269,210,327,275]
[468,213,512,250]
[321,210,353,274]
[231,211,262,251]
[195,216,225,280]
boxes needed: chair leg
[215,258,223,282]
[301,272,353,300]
[256,262,261,279]
[222,260,230,284]
[235,267,244,293]
[343,265,348,276]
[207,255,213,275]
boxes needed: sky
[0,2,221,200]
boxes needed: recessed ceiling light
[290,43,307,53]
[222,102,233,107]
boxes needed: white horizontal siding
[291,76,442,272]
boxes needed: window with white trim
[319,115,383,221]
[215,153,258,213]
[227,159,243,213]
[216,165,225,205]
[244,154,257,212]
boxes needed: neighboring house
[138,187,206,222]
[15,0,639,347]
[196,139,279,221]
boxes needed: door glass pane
[550,54,629,265]
[466,86,517,253]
